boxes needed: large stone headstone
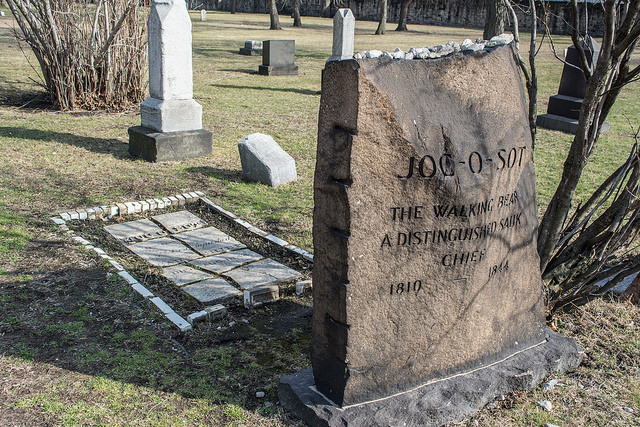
[279,45,582,425]
[258,40,298,76]
[128,0,212,162]
[537,36,609,134]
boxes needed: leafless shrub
[545,140,640,315]
[6,0,147,111]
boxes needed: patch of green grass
[14,342,37,360]
[4,316,18,324]
[0,208,29,254]
[223,403,247,421]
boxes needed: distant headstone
[128,0,212,162]
[537,36,609,134]
[328,9,355,62]
[259,40,298,76]
[238,133,297,187]
[200,9,206,21]
[239,40,263,56]
[279,45,583,426]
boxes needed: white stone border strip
[48,191,207,333]
[54,192,203,221]
[199,197,314,262]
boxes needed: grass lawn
[0,8,638,426]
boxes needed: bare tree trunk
[269,0,281,29]
[321,0,331,18]
[483,0,506,40]
[395,0,413,31]
[231,0,236,14]
[292,0,302,27]
[503,0,537,143]
[375,0,387,35]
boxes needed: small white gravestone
[141,0,202,133]
[238,133,297,187]
[200,9,207,21]
[328,8,355,62]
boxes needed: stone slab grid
[49,191,314,332]
[49,192,209,332]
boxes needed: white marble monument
[128,0,212,162]
[327,8,355,62]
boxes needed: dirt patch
[0,214,311,424]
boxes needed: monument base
[278,330,583,427]
[537,113,610,134]
[128,126,212,162]
[258,65,298,76]
[239,48,261,55]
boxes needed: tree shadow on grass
[184,165,243,183]
[0,86,49,109]
[0,126,132,159]
[212,83,320,96]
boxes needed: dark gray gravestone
[239,40,263,56]
[279,45,583,426]
[259,40,298,76]
[537,36,609,133]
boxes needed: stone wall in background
[198,0,606,37]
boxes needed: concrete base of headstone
[536,113,610,134]
[128,126,212,162]
[547,94,583,120]
[258,65,299,76]
[279,329,583,427]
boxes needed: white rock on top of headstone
[237,133,297,187]
[140,0,202,133]
[328,8,355,62]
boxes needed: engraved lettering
[442,249,486,267]
[398,156,416,179]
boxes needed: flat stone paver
[127,237,201,267]
[189,248,264,274]
[105,219,167,243]
[152,210,207,233]
[162,265,214,286]
[183,278,241,303]
[173,226,246,256]
[224,258,301,289]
